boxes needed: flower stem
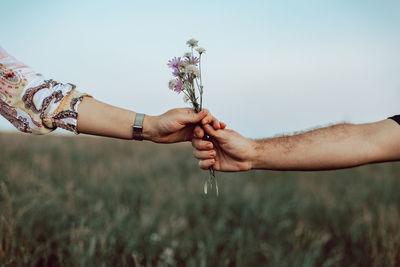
[199,55,203,110]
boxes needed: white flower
[186,39,198,48]
[180,61,188,68]
[185,64,200,77]
[196,47,206,54]
[168,79,177,90]
[183,96,190,103]
[184,52,191,58]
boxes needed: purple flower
[185,56,199,65]
[174,78,183,93]
[172,68,180,77]
[167,57,181,69]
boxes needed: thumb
[182,109,206,124]
[203,124,223,141]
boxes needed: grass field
[1,132,400,266]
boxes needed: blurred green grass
[1,132,400,266]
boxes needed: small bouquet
[167,39,218,195]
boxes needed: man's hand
[192,124,256,171]
[143,108,226,143]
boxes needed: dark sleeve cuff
[388,115,400,125]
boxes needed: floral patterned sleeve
[0,46,91,134]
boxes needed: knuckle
[202,142,209,150]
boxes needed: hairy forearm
[250,121,397,171]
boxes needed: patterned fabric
[0,46,90,134]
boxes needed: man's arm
[192,119,400,171]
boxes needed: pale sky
[1,0,400,138]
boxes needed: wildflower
[168,79,177,90]
[180,61,188,68]
[174,78,183,93]
[172,67,180,77]
[196,47,206,54]
[185,64,200,77]
[185,56,199,65]
[186,39,198,48]
[167,57,181,69]
[166,39,217,195]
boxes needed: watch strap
[133,113,145,141]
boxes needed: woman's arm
[0,46,223,141]
[77,97,222,142]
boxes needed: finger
[197,109,210,122]
[192,138,213,150]
[202,117,220,129]
[193,149,216,160]
[212,117,221,130]
[201,115,221,130]
[198,159,215,170]
[203,124,221,139]
[193,125,205,139]
[221,122,227,129]
[181,109,207,124]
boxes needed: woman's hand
[143,108,226,143]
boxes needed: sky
[1,0,400,138]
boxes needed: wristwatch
[132,113,145,141]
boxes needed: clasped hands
[146,108,253,172]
